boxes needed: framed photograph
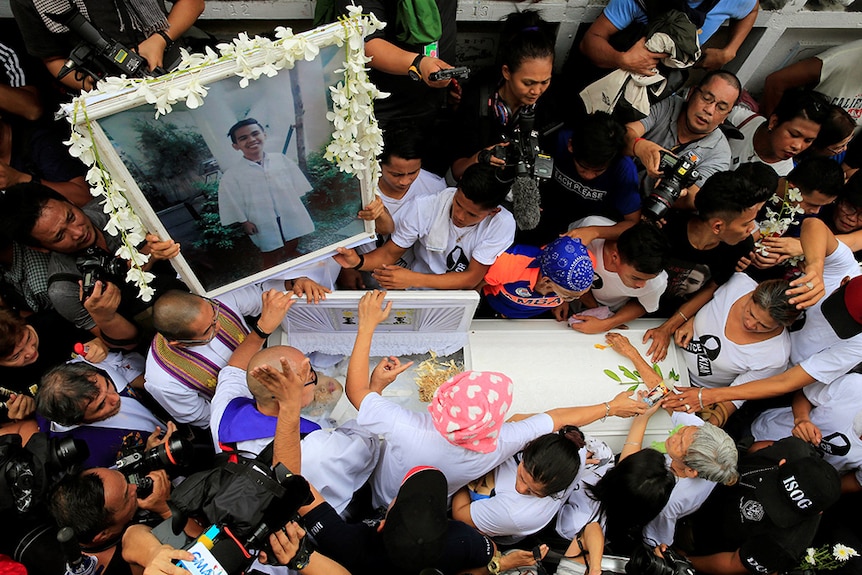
[66,17,383,298]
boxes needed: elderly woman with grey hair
[597,331,740,548]
[669,273,801,426]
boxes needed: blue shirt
[603,0,756,43]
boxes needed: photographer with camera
[625,71,740,212]
[0,183,182,351]
[10,0,204,91]
[49,462,177,575]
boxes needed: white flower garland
[64,8,385,300]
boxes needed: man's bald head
[246,346,313,408]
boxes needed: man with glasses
[210,345,379,517]
[145,282,299,429]
[624,71,740,211]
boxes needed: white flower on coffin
[806,548,817,565]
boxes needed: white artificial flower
[833,544,859,562]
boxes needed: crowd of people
[1,0,862,574]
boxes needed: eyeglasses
[174,299,221,345]
[694,87,732,114]
[304,366,318,387]
[838,201,862,221]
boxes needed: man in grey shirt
[624,70,740,210]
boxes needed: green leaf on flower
[652,364,663,377]
[604,369,622,382]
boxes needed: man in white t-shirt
[727,89,830,176]
[334,164,515,290]
[349,290,648,507]
[350,127,448,290]
[566,217,668,333]
[763,39,862,126]
[751,373,862,493]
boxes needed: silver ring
[805,281,815,290]
[684,403,691,412]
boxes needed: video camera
[0,433,88,515]
[170,458,313,573]
[489,107,554,184]
[46,8,158,84]
[116,436,192,498]
[643,150,700,221]
[485,107,557,231]
[75,246,127,300]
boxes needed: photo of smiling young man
[218,118,315,269]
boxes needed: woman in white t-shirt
[451,427,587,545]
[673,273,801,426]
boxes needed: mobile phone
[429,66,471,82]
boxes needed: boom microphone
[511,175,541,231]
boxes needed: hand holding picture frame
[63,11,385,299]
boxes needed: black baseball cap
[755,451,840,528]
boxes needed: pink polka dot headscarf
[428,371,514,453]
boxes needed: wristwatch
[251,320,272,339]
[487,550,502,575]
[407,53,425,82]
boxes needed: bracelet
[624,441,641,446]
[677,310,689,322]
[601,402,610,422]
[153,29,174,50]
[251,320,272,339]
[407,53,425,81]
[352,252,365,271]
[633,137,645,155]
[697,387,705,411]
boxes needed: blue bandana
[538,237,594,292]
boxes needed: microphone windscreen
[511,176,541,231]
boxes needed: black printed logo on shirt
[447,246,470,273]
[592,272,603,290]
[819,431,852,457]
[684,335,721,377]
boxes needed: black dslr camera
[643,151,701,221]
[76,247,126,299]
[626,546,695,575]
[0,433,88,514]
[116,436,192,498]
